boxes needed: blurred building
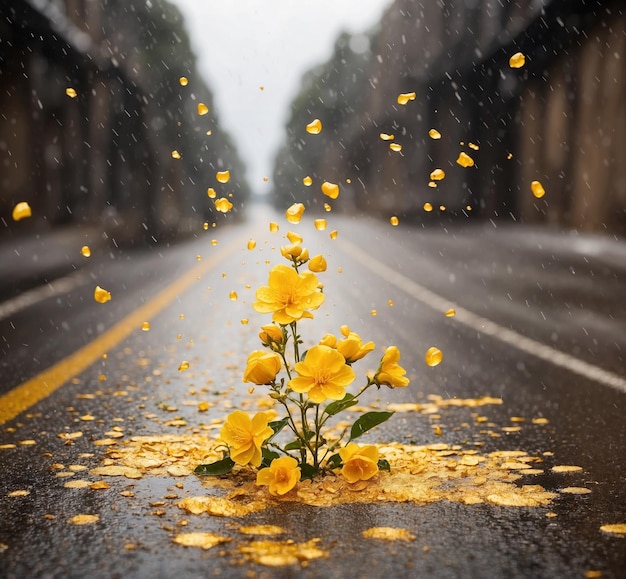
[0,0,248,245]
[273,0,626,236]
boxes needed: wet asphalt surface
[1,206,625,578]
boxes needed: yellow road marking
[0,236,243,425]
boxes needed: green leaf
[267,417,289,442]
[324,393,357,416]
[349,411,394,441]
[300,463,319,481]
[194,457,235,476]
[284,439,304,451]
[261,448,280,468]
[325,453,342,469]
[377,458,391,472]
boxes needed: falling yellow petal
[428,182,437,188]
[171,150,181,159]
[179,77,188,86]
[306,119,322,134]
[247,239,256,250]
[314,219,327,231]
[397,92,416,105]
[285,203,305,224]
[379,133,395,141]
[229,291,238,301]
[12,202,31,222]
[197,103,209,116]
[456,152,475,167]
[269,221,279,233]
[445,309,456,317]
[329,230,338,240]
[430,169,445,181]
[214,198,233,213]
[428,129,441,139]
[178,361,190,372]
[80,245,91,258]
[321,181,339,199]
[509,52,526,69]
[302,176,313,187]
[390,216,399,226]
[389,143,402,152]
[216,170,230,183]
[425,347,443,367]
[286,231,302,243]
[94,286,111,304]
[468,142,480,150]
[207,187,217,199]
[531,180,545,199]
[423,203,433,212]
[141,322,150,331]
[323,203,332,212]
[65,87,77,98]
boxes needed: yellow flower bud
[308,254,327,273]
[319,333,337,348]
[280,243,303,259]
[374,346,409,387]
[243,350,282,385]
[259,324,284,347]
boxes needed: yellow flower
[256,456,301,495]
[337,332,375,363]
[243,350,282,385]
[253,264,325,325]
[220,410,273,467]
[308,254,327,272]
[259,324,284,349]
[374,346,409,387]
[289,345,355,404]
[339,443,379,483]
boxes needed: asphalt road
[1,204,625,578]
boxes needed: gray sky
[170,0,392,194]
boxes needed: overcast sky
[170,0,392,194]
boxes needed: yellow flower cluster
[200,233,410,496]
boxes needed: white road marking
[0,272,88,322]
[340,237,626,394]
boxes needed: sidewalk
[0,225,106,302]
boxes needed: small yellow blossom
[220,411,273,467]
[374,346,409,387]
[243,350,282,385]
[256,456,301,496]
[337,332,375,364]
[289,345,355,404]
[253,264,325,325]
[259,324,284,349]
[319,333,337,348]
[280,243,308,262]
[308,255,327,273]
[339,443,379,483]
